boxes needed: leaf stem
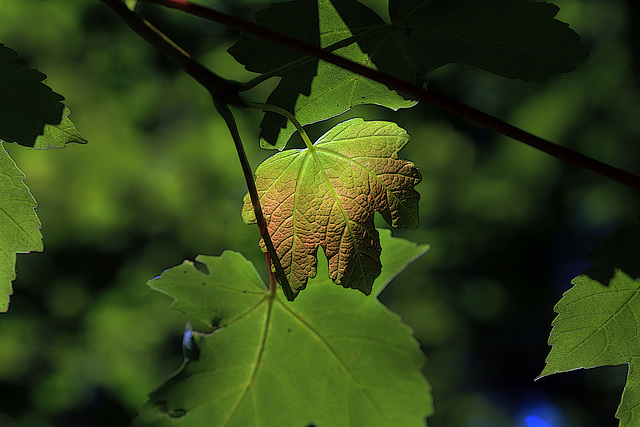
[247,102,314,150]
[101,0,294,300]
[140,0,640,190]
[215,101,295,301]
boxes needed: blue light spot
[525,415,552,427]
[516,399,564,427]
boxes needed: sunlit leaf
[242,119,421,298]
[134,231,432,426]
[540,221,640,427]
[0,44,86,149]
[0,144,43,312]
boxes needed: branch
[216,102,295,301]
[101,0,294,300]
[142,0,640,190]
[100,0,245,107]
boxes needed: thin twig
[142,0,640,190]
[215,101,295,300]
[100,0,244,107]
[101,0,294,300]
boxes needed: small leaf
[242,119,421,298]
[0,44,86,149]
[0,144,43,312]
[135,232,432,426]
[229,0,415,150]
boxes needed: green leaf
[0,144,43,312]
[135,231,432,426]
[242,119,421,298]
[0,44,86,149]
[230,0,586,149]
[336,0,588,84]
[540,223,640,425]
[539,272,640,425]
[229,0,415,150]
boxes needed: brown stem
[142,0,640,190]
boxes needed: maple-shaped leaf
[334,0,588,83]
[228,0,415,150]
[242,119,421,299]
[0,44,86,149]
[0,144,43,312]
[134,230,432,426]
[230,0,586,149]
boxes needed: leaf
[0,144,43,312]
[135,231,432,426]
[539,223,640,425]
[228,0,415,150]
[230,0,586,149]
[335,0,588,83]
[0,43,86,149]
[242,119,421,298]
[583,221,640,286]
[539,271,640,425]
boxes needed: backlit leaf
[135,231,432,426]
[0,44,86,149]
[242,119,421,298]
[540,223,640,425]
[0,144,43,312]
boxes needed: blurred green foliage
[1,0,639,426]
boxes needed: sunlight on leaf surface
[540,270,640,426]
[0,44,86,149]
[0,145,43,312]
[135,230,432,426]
[242,119,421,298]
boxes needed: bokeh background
[2,0,640,426]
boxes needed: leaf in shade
[228,0,415,150]
[0,44,86,149]
[242,119,421,299]
[583,221,640,286]
[230,0,587,149]
[334,0,588,84]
